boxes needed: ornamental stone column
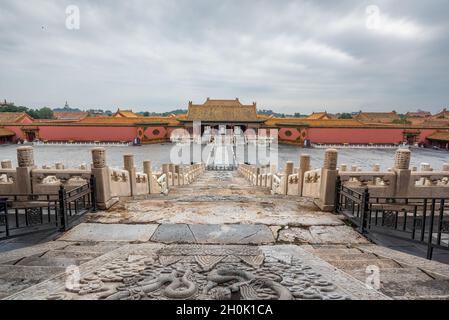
[169,163,176,186]
[298,154,311,196]
[124,154,137,196]
[91,147,116,209]
[255,167,260,186]
[282,161,294,195]
[162,164,170,189]
[55,162,64,170]
[316,149,338,212]
[175,165,182,185]
[143,160,153,194]
[393,148,411,197]
[16,146,34,194]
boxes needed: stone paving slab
[278,226,370,245]
[150,224,196,243]
[4,244,388,300]
[0,265,66,299]
[189,224,274,244]
[150,224,274,244]
[0,241,70,265]
[58,223,158,242]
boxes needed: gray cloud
[0,0,448,113]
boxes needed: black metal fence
[0,176,97,240]
[335,177,449,260]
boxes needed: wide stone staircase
[1,169,449,300]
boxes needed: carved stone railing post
[283,161,293,195]
[55,163,64,170]
[143,160,153,194]
[124,154,137,196]
[16,146,34,194]
[393,148,411,197]
[298,154,311,196]
[316,149,338,212]
[91,147,117,209]
[162,164,170,189]
[1,160,12,169]
[255,167,260,186]
[169,163,176,186]
[443,163,449,172]
[178,166,184,185]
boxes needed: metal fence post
[426,199,436,260]
[0,198,9,238]
[58,185,68,232]
[334,176,341,213]
[360,187,370,234]
[90,175,97,213]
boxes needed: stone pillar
[124,154,137,196]
[169,163,176,186]
[351,165,357,172]
[316,149,338,212]
[255,167,260,186]
[1,160,12,169]
[298,154,311,196]
[339,164,347,172]
[442,163,449,172]
[372,164,380,172]
[16,146,34,194]
[55,162,64,170]
[91,148,117,209]
[420,163,431,171]
[283,161,294,195]
[177,165,185,186]
[143,160,153,194]
[162,164,170,189]
[393,149,411,197]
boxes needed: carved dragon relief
[46,246,350,301]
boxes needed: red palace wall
[306,128,439,144]
[2,124,441,145]
[38,126,138,141]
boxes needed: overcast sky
[1,0,448,113]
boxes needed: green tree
[338,113,353,119]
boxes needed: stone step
[0,265,66,299]
[312,252,380,261]
[324,258,402,270]
[345,267,449,299]
[13,250,100,267]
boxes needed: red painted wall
[307,128,439,144]
[2,124,441,145]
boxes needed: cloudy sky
[1,0,448,113]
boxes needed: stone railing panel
[339,171,396,197]
[135,172,149,195]
[0,169,17,194]
[409,171,449,197]
[31,169,91,194]
[287,173,300,195]
[109,168,131,197]
[302,168,322,198]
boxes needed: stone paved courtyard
[1,171,449,300]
